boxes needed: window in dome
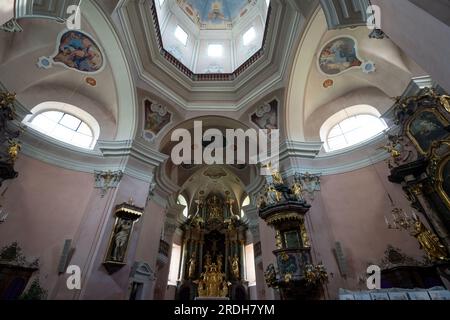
[208,44,223,57]
[174,25,188,46]
[243,27,256,46]
[326,114,387,152]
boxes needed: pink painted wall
[371,0,450,92]
[0,155,93,297]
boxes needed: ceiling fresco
[177,0,257,29]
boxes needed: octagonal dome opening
[154,0,270,75]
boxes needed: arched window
[321,105,387,152]
[177,194,188,217]
[23,102,100,150]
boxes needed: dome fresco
[177,0,258,29]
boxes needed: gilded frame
[436,154,450,211]
[406,108,450,155]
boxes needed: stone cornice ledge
[20,128,167,182]
[279,140,324,160]
[282,135,390,176]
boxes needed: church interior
[1,0,450,301]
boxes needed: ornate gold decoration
[300,221,311,248]
[411,219,448,261]
[291,182,304,201]
[266,184,281,205]
[275,230,283,249]
[304,264,328,285]
[7,139,21,164]
[195,261,229,298]
[264,264,277,287]
[385,208,448,262]
[229,254,240,279]
[207,195,223,220]
[439,95,450,113]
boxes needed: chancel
[1,0,450,302]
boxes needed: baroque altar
[177,193,248,300]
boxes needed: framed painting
[406,109,450,154]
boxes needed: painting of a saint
[318,37,362,75]
[408,110,450,154]
[144,100,172,141]
[251,100,279,131]
[53,31,104,73]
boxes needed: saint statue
[229,255,240,279]
[266,184,281,205]
[208,195,222,219]
[111,219,133,261]
[291,182,304,201]
[220,281,229,297]
[411,220,448,261]
[204,251,212,268]
[188,252,197,278]
[217,254,223,272]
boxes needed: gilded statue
[204,251,212,268]
[291,182,304,201]
[7,140,21,163]
[439,94,450,113]
[111,218,133,261]
[272,170,284,185]
[196,262,227,297]
[300,222,311,248]
[217,254,223,272]
[411,220,448,261]
[188,252,197,278]
[208,195,222,220]
[266,184,281,205]
[229,254,240,279]
[275,231,283,249]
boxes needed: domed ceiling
[178,0,256,30]
[155,0,269,74]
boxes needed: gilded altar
[177,193,248,300]
[385,84,450,262]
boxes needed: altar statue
[204,251,212,268]
[291,182,304,201]
[217,254,223,272]
[208,195,222,219]
[411,220,448,261]
[111,219,133,261]
[229,255,240,279]
[188,252,197,278]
